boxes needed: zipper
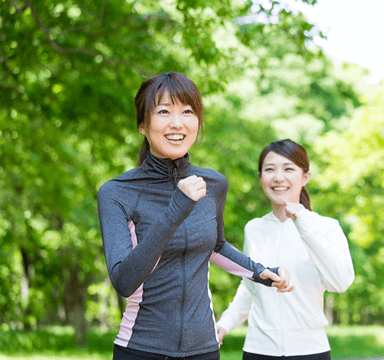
[172,167,177,191]
[277,221,285,355]
[177,222,189,351]
[171,158,186,352]
[170,159,178,191]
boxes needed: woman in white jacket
[216,139,354,360]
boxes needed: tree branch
[94,13,132,37]
[6,0,28,13]
[0,57,11,82]
[23,0,103,57]
[60,0,109,34]
[23,0,133,68]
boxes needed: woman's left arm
[290,205,355,293]
[210,173,292,291]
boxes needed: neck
[271,202,288,222]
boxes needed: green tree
[1,0,365,345]
[313,85,384,325]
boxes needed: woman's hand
[216,326,227,345]
[284,200,304,220]
[178,175,206,201]
[272,267,295,293]
[260,268,281,283]
[261,267,295,292]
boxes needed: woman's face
[139,91,199,160]
[260,151,311,206]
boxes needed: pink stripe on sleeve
[128,221,137,247]
[114,221,160,347]
[209,252,254,279]
[114,221,142,347]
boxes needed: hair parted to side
[258,139,311,210]
[134,72,204,166]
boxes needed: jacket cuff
[255,266,279,287]
[293,208,314,233]
[164,186,197,227]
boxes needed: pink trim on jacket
[114,222,160,347]
[210,252,254,279]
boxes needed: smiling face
[260,151,311,206]
[139,91,199,160]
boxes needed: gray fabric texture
[97,151,277,357]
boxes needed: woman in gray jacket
[97,73,294,360]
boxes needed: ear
[302,171,311,187]
[138,124,146,136]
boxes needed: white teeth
[273,187,288,191]
[165,134,185,141]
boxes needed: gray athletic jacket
[97,151,278,357]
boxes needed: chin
[168,151,188,160]
[270,197,286,205]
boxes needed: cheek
[293,174,305,186]
[291,176,304,194]
[260,175,270,191]
[147,121,165,139]
[187,119,199,141]
[188,115,199,129]
[148,123,163,134]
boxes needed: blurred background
[1,0,383,358]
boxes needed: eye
[264,168,274,172]
[158,109,169,114]
[285,168,295,171]
[183,108,194,114]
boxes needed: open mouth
[272,187,289,192]
[165,134,185,142]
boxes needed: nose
[274,169,284,182]
[169,113,183,128]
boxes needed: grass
[0,325,383,359]
[219,326,384,360]
[0,325,115,360]
[327,326,384,359]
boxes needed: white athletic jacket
[217,208,355,356]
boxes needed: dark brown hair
[258,139,311,210]
[134,72,204,166]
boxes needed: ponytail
[300,186,311,210]
[137,137,149,166]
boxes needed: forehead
[155,89,187,106]
[156,90,174,105]
[263,151,295,166]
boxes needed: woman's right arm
[97,182,196,298]
[216,280,253,338]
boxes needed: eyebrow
[264,162,294,166]
[157,102,191,107]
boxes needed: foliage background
[1,0,383,349]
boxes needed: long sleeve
[216,280,253,333]
[212,242,278,286]
[97,183,196,297]
[210,173,278,286]
[294,208,355,293]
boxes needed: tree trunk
[99,277,109,331]
[20,247,32,330]
[362,307,371,325]
[324,294,334,325]
[63,267,88,346]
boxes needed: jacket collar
[262,212,280,222]
[262,211,293,223]
[141,151,190,180]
